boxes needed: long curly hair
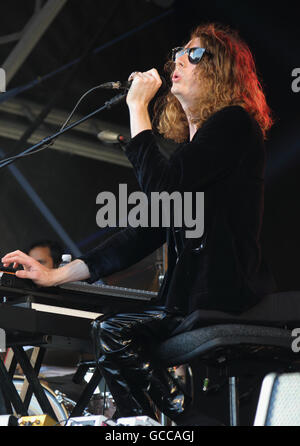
[154,23,274,142]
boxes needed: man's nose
[175,54,186,68]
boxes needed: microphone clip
[104,92,127,109]
[99,81,129,90]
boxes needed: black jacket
[79,106,276,315]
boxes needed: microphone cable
[0,83,120,168]
[0,73,166,168]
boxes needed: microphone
[98,75,166,91]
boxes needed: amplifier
[254,372,300,426]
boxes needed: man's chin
[170,85,180,97]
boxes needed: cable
[58,84,107,132]
[0,83,111,168]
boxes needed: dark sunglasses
[171,47,211,64]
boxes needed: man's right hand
[1,250,56,287]
[1,250,91,287]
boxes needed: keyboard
[0,271,158,313]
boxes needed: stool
[71,292,300,425]
[155,323,299,425]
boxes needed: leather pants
[91,308,189,420]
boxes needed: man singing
[2,23,275,424]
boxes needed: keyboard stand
[0,343,58,420]
[0,356,27,415]
[70,366,102,417]
[19,347,46,412]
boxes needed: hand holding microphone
[126,68,164,109]
[99,70,166,93]
[98,69,165,110]
[98,69,166,138]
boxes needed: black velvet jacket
[79,106,276,315]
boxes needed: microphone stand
[0,92,127,169]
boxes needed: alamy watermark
[0,68,6,93]
[291,328,300,352]
[0,328,6,352]
[291,68,300,93]
[96,184,204,239]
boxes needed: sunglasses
[171,47,211,64]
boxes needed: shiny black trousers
[91,308,188,420]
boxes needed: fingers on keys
[1,250,33,269]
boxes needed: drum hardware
[54,389,90,416]
[88,393,116,418]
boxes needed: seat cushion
[156,324,293,366]
[170,292,300,337]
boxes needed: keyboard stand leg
[20,347,46,411]
[0,386,9,415]
[70,367,102,417]
[0,352,13,415]
[12,346,57,421]
[0,356,27,415]
[8,355,18,378]
[4,348,18,378]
